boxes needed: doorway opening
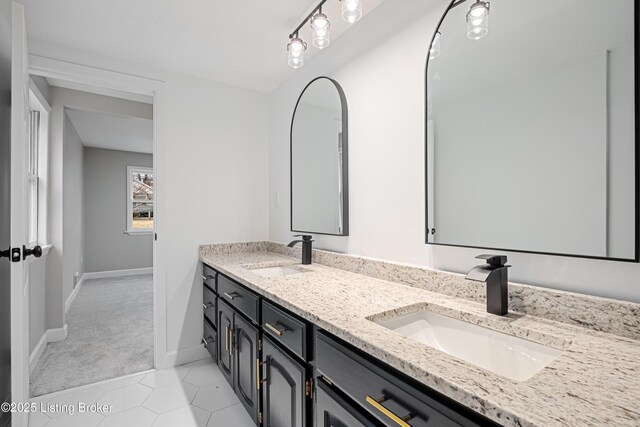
[26,76,156,397]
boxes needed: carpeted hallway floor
[30,274,154,396]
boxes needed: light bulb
[429,32,441,59]
[342,0,362,23]
[287,37,307,68]
[468,1,489,18]
[311,13,331,49]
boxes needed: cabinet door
[262,336,305,427]
[234,313,260,424]
[315,380,378,427]
[217,298,234,387]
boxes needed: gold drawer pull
[365,395,413,427]
[225,326,229,351]
[265,322,286,336]
[256,358,267,390]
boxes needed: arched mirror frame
[290,76,349,236]
[424,0,639,262]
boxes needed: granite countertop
[199,245,640,427]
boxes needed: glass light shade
[429,32,441,59]
[342,0,362,23]
[287,37,307,68]
[467,14,488,39]
[311,13,331,49]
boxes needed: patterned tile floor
[28,358,255,427]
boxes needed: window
[127,166,154,234]
[27,81,50,246]
[27,109,40,244]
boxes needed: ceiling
[66,109,153,154]
[23,0,385,93]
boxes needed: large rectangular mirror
[426,0,638,261]
[291,77,349,236]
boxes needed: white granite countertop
[199,246,640,427]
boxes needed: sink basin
[249,266,302,278]
[375,310,562,381]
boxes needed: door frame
[25,56,169,376]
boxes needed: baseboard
[165,344,210,367]
[30,325,68,374]
[46,324,68,343]
[65,274,85,313]
[82,267,152,281]
[29,333,48,375]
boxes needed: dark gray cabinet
[235,313,261,423]
[262,336,307,427]
[217,298,234,385]
[315,380,378,427]
[216,297,261,424]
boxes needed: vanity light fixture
[288,36,307,69]
[287,0,364,69]
[341,0,362,24]
[311,10,331,49]
[429,32,441,59]
[466,0,490,40]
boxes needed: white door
[10,3,30,426]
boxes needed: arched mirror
[426,0,638,261]
[291,77,349,236]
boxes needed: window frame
[28,80,51,247]
[126,165,154,235]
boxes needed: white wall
[268,0,640,303]
[83,147,153,273]
[30,45,271,363]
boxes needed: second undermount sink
[375,310,562,381]
[249,266,302,278]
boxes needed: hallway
[30,275,153,396]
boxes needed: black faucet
[465,254,511,316]
[288,235,314,265]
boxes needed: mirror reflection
[426,0,637,260]
[291,77,349,236]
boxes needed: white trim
[28,333,47,375]
[28,81,50,248]
[124,230,153,236]
[28,324,69,375]
[29,55,168,370]
[82,267,153,281]
[165,344,210,367]
[64,273,84,313]
[46,324,68,342]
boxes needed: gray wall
[46,86,153,331]
[62,111,84,302]
[83,147,153,272]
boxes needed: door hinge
[258,338,262,351]
[259,412,263,424]
[305,378,314,398]
[154,233,157,241]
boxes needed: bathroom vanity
[199,242,640,427]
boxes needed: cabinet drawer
[262,300,308,360]
[218,274,260,323]
[316,332,488,427]
[203,319,217,361]
[202,264,217,292]
[315,379,378,427]
[203,286,217,326]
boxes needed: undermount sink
[375,310,562,381]
[249,266,302,278]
